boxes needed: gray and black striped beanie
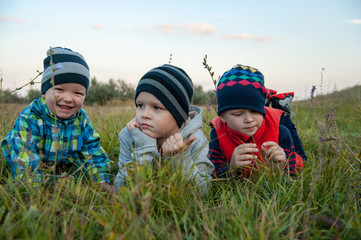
[41,47,90,94]
[135,64,194,127]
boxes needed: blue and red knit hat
[216,64,267,116]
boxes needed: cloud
[0,15,24,23]
[349,19,361,24]
[137,26,150,34]
[223,33,275,42]
[158,24,182,34]
[158,22,217,36]
[183,22,217,35]
[254,37,276,42]
[224,33,254,40]
[92,24,104,29]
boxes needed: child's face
[135,91,179,140]
[43,83,86,120]
[220,108,264,136]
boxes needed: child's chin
[140,129,155,138]
[242,131,255,137]
[57,112,76,120]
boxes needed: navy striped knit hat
[216,64,267,116]
[41,47,90,94]
[135,64,194,127]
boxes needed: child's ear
[220,113,227,123]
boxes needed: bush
[192,85,215,106]
[85,77,135,105]
[0,89,26,103]
[27,89,41,102]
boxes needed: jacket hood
[179,105,203,139]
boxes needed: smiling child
[1,47,111,191]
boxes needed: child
[208,64,297,178]
[1,47,112,191]
[114,64,214,195]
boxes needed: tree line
[0,77,216,106]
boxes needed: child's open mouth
[58,105,73,111]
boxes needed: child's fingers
[126,119,140,130]
[184,135,197,147]
[262,141,281,158]
[231,152,258,167]
[235,154,258,161]
[162,133,190,156]
[231,159,253,167]
[261,144,267,156]
[262,141,278,153]
[235,143,258,155]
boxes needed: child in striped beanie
[1,47,112,192]
[115,64,214,196]
[208,64,299,178]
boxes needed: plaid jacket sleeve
[79,114,111,183]
[1,113,44,179]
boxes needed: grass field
[0,86,360,239]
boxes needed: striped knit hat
[135,64,193,127]
[41,47,90,94]
[216,64,267,116]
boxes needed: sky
[0,0,360,100]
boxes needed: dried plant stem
[202,55,220,113]
[0,71,42,99]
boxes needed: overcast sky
[1,0,360,100]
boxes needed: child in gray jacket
[114,64,214,196]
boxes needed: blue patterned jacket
[1,97,110,182]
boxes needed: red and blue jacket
[208,107,297,178]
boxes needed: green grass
[0,86,361,239]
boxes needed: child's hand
[261,141,286,171]
[161,133,196,157]
[126,119,140,130]
[230,143,258,174]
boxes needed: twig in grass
[0,71,42,99]
[202,55,219,113]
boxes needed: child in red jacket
[208,64,298,178]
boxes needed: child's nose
[244,112,253,122]
[141,107,151,119]
[62,92,73,102]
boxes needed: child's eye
[154,106,162,111]
[75,92,85,96]
[54,87,64,92]
[136,104,144,109]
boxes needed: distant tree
[0,89,25,103]
[116,79,135,101]
[192,85,208,106]
[85,77,113,105]
[85,77,135,105]
[27,89,41,102]
[206,89,216,103]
